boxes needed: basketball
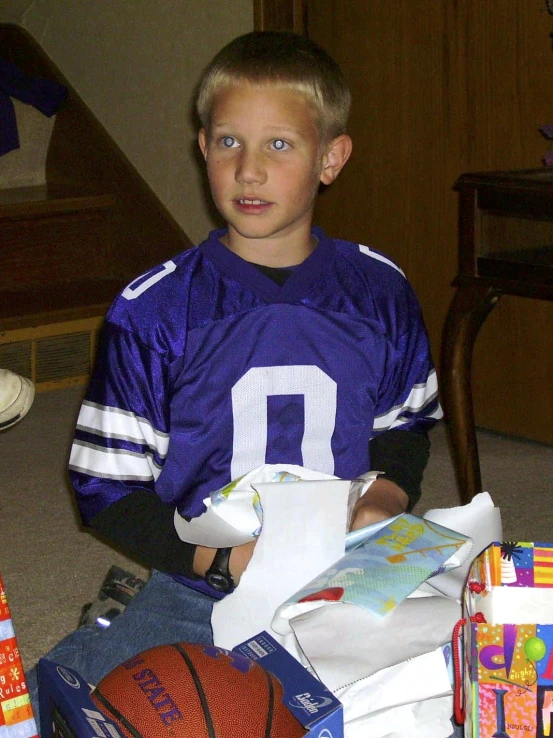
[90,642,307,738]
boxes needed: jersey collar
[199,227,333,303]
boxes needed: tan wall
[0,1,28,23]
[4,1,253,244]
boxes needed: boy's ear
[320,134,353,186]
[198,129,208,160]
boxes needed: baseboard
[0,316,103,392]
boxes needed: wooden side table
[440,168,553,503]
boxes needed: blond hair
[196,31,351,143]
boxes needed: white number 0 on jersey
[120,264,338,477]
[231,365,337,478]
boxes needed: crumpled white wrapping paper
[210,476,352,656]
[420,491,503,601]
[282,595,460,692]
[201,462,501,738]
[340,693,456,738]
[281,492,501,737]
[174,463,378,547]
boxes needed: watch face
[205,548,234,593]
[206,571,232,593]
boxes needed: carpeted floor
[1,385,552,672]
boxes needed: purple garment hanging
[0,57,67,157]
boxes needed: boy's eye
[271,139,290,151]
[220,136,238,148]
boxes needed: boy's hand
[194,478,408,581]
[193,539,257,586]
[349,477,409,531]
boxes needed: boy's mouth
[233,198,274,214]
[237,198,270,206]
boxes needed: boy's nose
[235,149,266,185]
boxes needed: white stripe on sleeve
[76,401,170,458]
[373,369,443,431]
[69,440,163,482]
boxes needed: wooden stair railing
[0,23,193,391]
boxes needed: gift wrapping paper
[0,573,37,738]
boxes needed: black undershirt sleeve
[369,428,430,511]
[88,490,199,578]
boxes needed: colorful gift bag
[459,542,553,738]
[0,573,38,738]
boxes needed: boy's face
[198,83,350,265]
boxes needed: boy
[29,29,442,725]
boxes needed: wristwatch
[205,547,234,593]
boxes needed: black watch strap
[205,547,234,593]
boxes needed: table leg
[440,283,501,503]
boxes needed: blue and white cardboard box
[234,631,343,737]
[37,631,343,737]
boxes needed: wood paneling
[304,1,553,443]
[253,0,305,33]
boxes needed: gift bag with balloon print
[455,541,553,738]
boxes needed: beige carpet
[1,385,552,672]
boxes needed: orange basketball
[90,642,307,738]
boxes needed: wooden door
[257,0,553,444]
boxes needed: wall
[1,0,253,244]
[308,0,553,444]
[0,2,27,23]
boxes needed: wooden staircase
[0,24,192,391]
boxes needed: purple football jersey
[69,228,441,525]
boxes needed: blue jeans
[27,570,215,734]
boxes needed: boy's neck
[220,227,318,268]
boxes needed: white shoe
[0,369,35,430]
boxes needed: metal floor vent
[0,317,103,391]
[35,332,92,382]
[0,339,32,379]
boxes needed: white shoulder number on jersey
[122,261,177,301]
